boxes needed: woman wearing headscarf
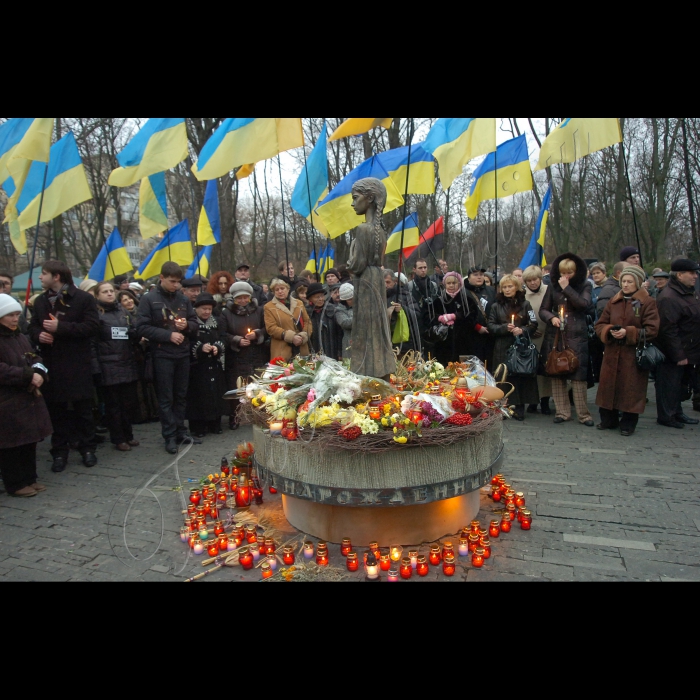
[430,271,477,365]
[594,266,660,436]
[220,281,268,430]
[488,274,539,421]
[539,253,594,426]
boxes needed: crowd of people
[1,244,699,498]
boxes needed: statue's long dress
[347,223,397,378]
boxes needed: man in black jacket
[135,262,199,453]
[234,263,267,306]
[655,259,700,428]
[595,261,625,319]
[29,260,100,472]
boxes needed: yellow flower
[381,418,389,426]
[403,418,410,426]
[393,435,408,444]
[393,427,398,434]
[383,404,391,415]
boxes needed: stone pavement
[1,382,699,582]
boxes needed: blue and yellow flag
[291,122,329,237]
[385,213,420,254]
[535,118,622,171]
[109,118,188,187]
[315,156,404,239]
[375,142,435,195]
[465,135,533,219]
[328,118,392,142]
[87,227,133,281]
[305,242,334,277]
[135,220,193,280]
[197,180,221,246]
[423,118,496,190]
[519,184,551,270]
[186,245,213,280]
[139,172,169,239]
[192,119,304,181]
[236,163,256,180]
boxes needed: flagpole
[494,146,499,284]
[24,162,50,313]
[397,119,416,304]
[277,155,291,279]
[621,143,643,268]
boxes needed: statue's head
[351,177,387,217]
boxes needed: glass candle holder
[429,545,441,566]
[209,503,218,520]
[491,473,503,486]
[283,546,295,565]
[259,540,268,556]
[387,569,399,582]
[497,476,507,491]
[368,541,380,559]
[189,488,202,505]
[442,554,456,576]
[269,484,278,494]
[185,517,196,533]
[379,554,391,572]
[180,527,189,543]
[203,501,212,517]
[217,487,228,505]
[365,553,380,581]
[468,534,480,553]
[408,550,419,569]
[261,561,273,579]
[235,475,251,508]
[480,539,492,559]
[389,545,403,563]
[195,506,205,521]
[236,525,246,542]
[198,526,209,542]
[303,541,314,559]
[520,510,532,530]
[245,525,257,544]
[472,547,485,568]
[515,492,525,507]
[249,542,260,561]
[479,528,488,540]
[230,477,238,493]
[316,550,329,566]
[188,532,199,550]
[458,538,469,557]
[346,551,359,572]
[340,538,352,557]
[492,487,502,503]
[416,555,429,577]
[489,520,500,538]
[501,482,511,496]
[227,537,238,552]
[500,514,511,533]
[187,504,196,517]
[400,558,413,579]
[193,540,205,556]
[441,542,454,560]
[470,520,481,534]
[266,554,278,571]
[506,503,517,521]
[264,538,276,554]
[213,521,224,537]
[217,535,228,552]
[239,547,253,570]
[207,541,219,557]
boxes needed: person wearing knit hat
[79,279,99,295]
[229,281,254,299]
[338,283,354,301]
[0,293,52,496]
[594,264,661,436]
[619,246,641,265]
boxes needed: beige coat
[264,297,311,361]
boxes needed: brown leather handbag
[545,328,580,376]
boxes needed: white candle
[227,540,238,552]
[458,542,470,557]
[387,570,399,582]
[366,563,379,580]
[267,555,278,571]
[409,551,418,569]
[303,542,314,559]
[193,542,204,555]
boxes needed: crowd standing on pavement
[1,242,699,499]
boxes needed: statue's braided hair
[352,177,387,258]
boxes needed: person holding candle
[220,281,268,430]
[539,254,595,426]
[264,279,311,362]
[523,265,552,415]
[488,275,539,421]
[594,266,660,435]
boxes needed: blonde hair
[558,259,576,275]
[499,274,521,291]
[522,265,542,282]
[269,278,290,292]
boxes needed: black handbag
[635,328,665,371]
[505,330,539,377]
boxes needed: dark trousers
[102,381,138,444]
[655,362,695,423]
[153,355,190,439]
[599,407,638,431]
[0,443,38,494]
[47,398,97,459]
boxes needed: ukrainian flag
[87,227,133,281]
[139,172,169,239]
[0,118,52,182]
[535,118,622,171]
[305,242,334,276]
[236,163,256,180]
[196,180,221,246]
[186,245,213,280]
[328,118,392,141]
[423,118,496,190]
[315,156,404,239]
[109,118,188,187]
[291,122,329,237]
[375,142,435,195]
[135,220,193,280]
[385,213,420,254]
[191,118,304,181]
[465,135,533,219]
[519,184,551,270]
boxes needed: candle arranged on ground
[303,541,314,559]
[515,492,525,507]
[400,558,413,579]
[207,541,219,557]
[491,473,503,486]
[217,535,228,552]
[429,544,441,565]
[198,526,209,541]
[180,527,188,543]
[500,513,512,533]
[365,552,380,580]
[340,538,352,556]
[520,510,532,530]
[250,543,260,561]
[442,542,454,560]
[506,503,517,521]
[409,550,419,569]
[472,548,485,568]
[346,551,359,572]
[390,545,403,563]
[261,561,273,579]
[245,525,257,543]
[416,555,429,577]
[193,540,204,555]
[468,534,480,553]
[490,520,501,538]
[269,422,283,436]
[267,554,278,571]
[480,538,491,559]
[213,521,224,536]
[442,554,456,576]
[458,538,469,557]
[387,569,399,582]
[379,554,391,571]
[316,549,329,566]
[239,547,253,570]
[283,546,295,565]
[227,537,238,552]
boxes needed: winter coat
[0,324,52,449]
[488,295,540,406]
[386,284,420,353]
[220,298,268,386]
[135,284,198,360]
[264,296,311,361]
[463,281,496,363]
[185,315,227,421]
[335,301,353,359]
[539,252,592,382]
[307,302,343,360]
[28,284,99,402]
[655,275,700,364]
[594,288,659,414]
[595,276,620,319]
[429,288,478,365]
[93,301,139,386]
[524,282,552,397]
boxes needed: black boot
[229,415,238,431]
[540,397,551,415]
[527,404,538,414]
[512,404,525,421]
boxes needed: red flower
[446,413,473,426]
[338,426,362,441]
